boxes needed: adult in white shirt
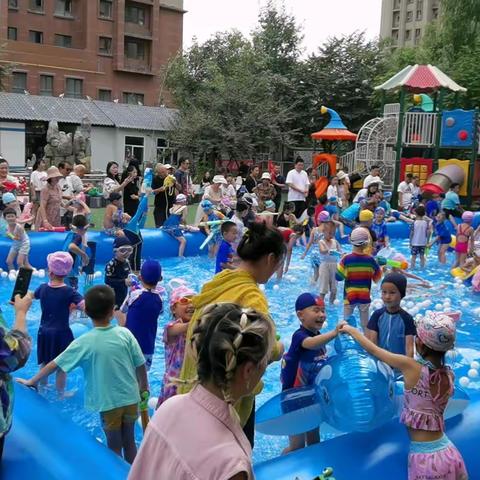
[30,157,48,203]
[286,158,310,217]
[326,176,342,208]
[363,165,384,189]
[397,173,414,210]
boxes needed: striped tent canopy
[375,64,467,94]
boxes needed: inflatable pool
[0,230,208,269]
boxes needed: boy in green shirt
[18,285,148,464]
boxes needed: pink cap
[47,251,73,277]
[170,285,196,307]
[318,211,330,223]
[462,211,474,223]
[416,312,457,352]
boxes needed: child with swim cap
[162,193,188,257]
[281,293,340,453]
[318,220,341,304]
[301,210,329,285]
[156,283,196,408]
[19,285,148,464]
[199,199,226,257]
[104,236,133,309]
[341,312,468,479]
[336,227,381,330]
[450,211,474,269]
[371,207,389,254]
[215,221,238,274]
[367,272,415,358]
[119,260,163,371]
[33,251,84,395]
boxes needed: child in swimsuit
[3,207,31,271]
[451,211,474,269]
[341,312,468,480]
[371,207,389,254]
[301,211,330,284]
[163,194,188,257]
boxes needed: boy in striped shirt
[336,227,381,330]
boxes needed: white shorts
[9,236,30,256]
[318,262,337,295]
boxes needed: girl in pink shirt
[129,303,275,480]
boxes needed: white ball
[8,273,16,282]
[468,369,478,379]
[454,277,463,284]
[38,269,45,278]
[94,271,102,278]
[434,303,443,311]
[259,284,265,291]
[147,397,158,410]
[415,314,422,321]
[410,307,419,316]
[423,299,432,308]
[470,361,480,370]
[137,416,143,428]
[461,301,469,308]
[273,284,279,291]
[459,376,470,387]
[454,283,462,289]
[0,272,7,278]
[289,275,297,282]
[333,299,340,306]
[425,310,433,316]
[32,270,39,277]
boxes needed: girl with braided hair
[129,303,274,480]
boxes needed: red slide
[315,177,329,198]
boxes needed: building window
[125,136,144,164]
[414,28,422,45]
[29,30,44,44]
[156,138,171,162]
[8,0,18,9]
[407,0,414,3]
[416,9,423,20]
[55,34,73,48]
[7,27,17,41]
[12,72,27,94]
[123,92,144,105]
[125,4,146,25]
[405,30,411,40]
[393,0,400,9]
[99,36,112,55]
[98,89,112,101]
[39,75,54,96]
[29,0,44,12]
[125,38,145,59]
[65,78,83,99]
[432,8,439,19]
[99,0,113,19]
[55,0,73,17]
[393,12,400,27]
[406,11,413,22]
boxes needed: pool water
[6,238,480,464]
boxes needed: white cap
[212,175,227,185]
[261,172,271,180]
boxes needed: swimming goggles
[117,246,133,255]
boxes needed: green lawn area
[88,200,199,230]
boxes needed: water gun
[197,219,227,227]
[313,468,335,480]
[139,390,150,432]
[1,181,17,192]
[38,226,66,232]
[376,256,408,269]
[128,273,142,290]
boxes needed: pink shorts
[408,435,468,480]
[455,242,469,254]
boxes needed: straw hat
[337,170,348,180]
[46,166,63,180]
[212,175,227,185]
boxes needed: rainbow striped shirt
[336,253,381,305]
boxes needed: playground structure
[311,65,480,203]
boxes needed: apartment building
[0,0,184,106]
[380,0,440,47]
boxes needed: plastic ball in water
[147,397,158,410]
[468,369,478,379]
[273,284,279,291]
[259,284,265,291]
[459,377,470,388]
[94,271,102,279]
[0,272,7,279]
[38,269,45,278]
[471,361,480,370]
[454,277,463,284]
[454,283,462,289]
[461,301,469,309]
[434,304,443,311]
[410,307,419,316]
[406,301,414,309]
[32,270,39,277]
[333,299,340,306]
[8,273,16,282]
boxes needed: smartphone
[10,267,33,304]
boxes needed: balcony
[124,22,152,39]
[123,58,152,74]
[402,112,438,146]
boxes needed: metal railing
[402,112,438,146]
[383,103,400,117]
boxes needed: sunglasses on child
[117,246,133,255]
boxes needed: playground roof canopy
[311,129,357,141]
[374,64,467,94]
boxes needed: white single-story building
[0,92,178,171]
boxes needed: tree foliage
[0,44,11,92]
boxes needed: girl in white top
[129,303,275,480]
[326,176,342,208]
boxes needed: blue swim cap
[2,192,16,204]
[201,200,213,210]
[141,259,162,284]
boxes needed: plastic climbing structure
[338,64,480,203]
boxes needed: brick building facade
[0,0,184,106]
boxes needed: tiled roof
[0,92,178,131]
[93,100,178,131]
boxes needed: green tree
[0,44,11,91]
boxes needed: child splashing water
[340,312,468,480]
[301,211,329,285]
